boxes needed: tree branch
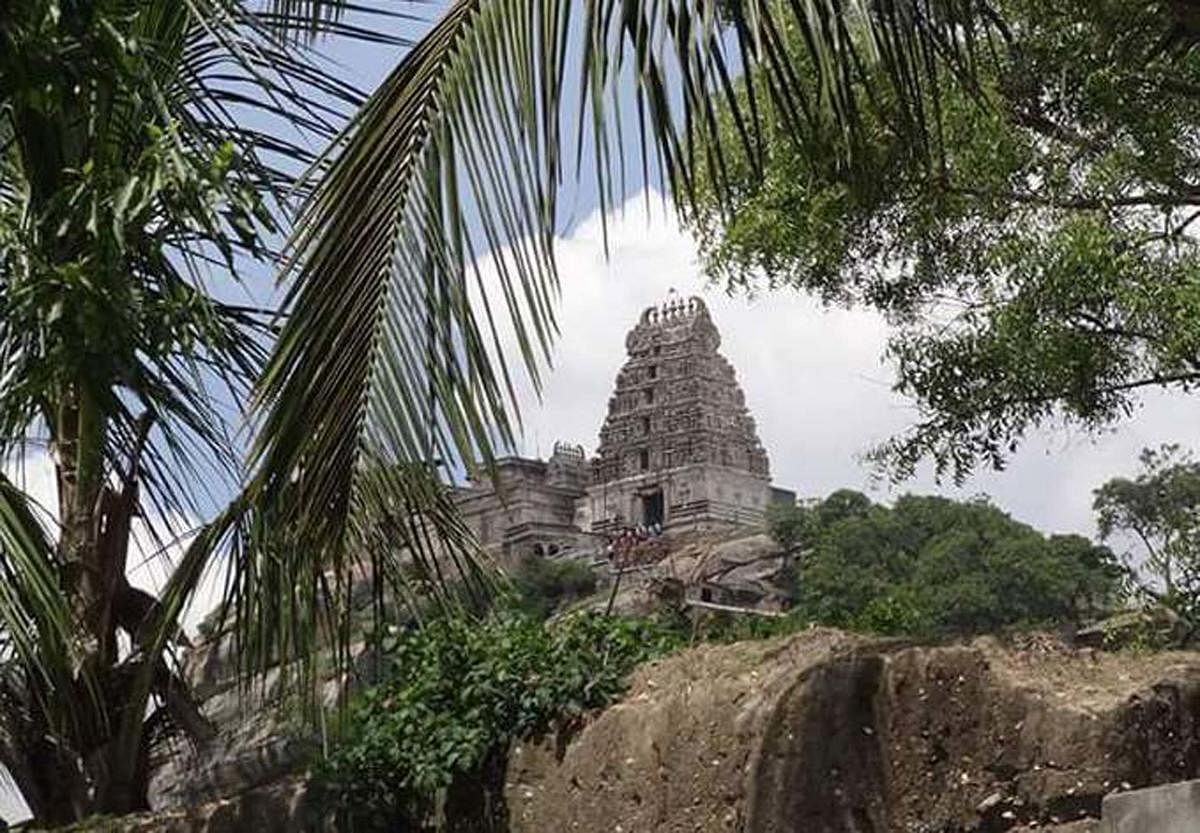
[946,185,1200,210]
[906,370,1200,431]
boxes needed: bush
[509,554,597,619]
[312,612,683,830]
[770,492,1125,638]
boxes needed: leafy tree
[690,0,1200,482]
[771,492,1124,636]
[1095,445,1200,626]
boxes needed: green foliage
[312,612,684,830]
[690,0,1200,482]
[0,0,352,821]
[1094,445,1200,630]
[1097,608,1185,653]
[769,491,1124,637]
[508,555,598,619]
[686,609,811,645]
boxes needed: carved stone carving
[592,296,769,484]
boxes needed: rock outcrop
[504,630,1200,833]
[59,779,311,833]
[597,527,795,616]
[147,635,321,813]
[126,629,1200,832]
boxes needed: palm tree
[0,0,391,821]
[8,0,1120,824]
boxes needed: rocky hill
[69,625,1200,832]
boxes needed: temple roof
[591,295,769,484]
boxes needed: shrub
[312,612,683,830]
[509,554,597,619]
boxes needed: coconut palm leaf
[0,0,421,818]
[0,473,76,715]
[232,0,996,689]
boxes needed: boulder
[54,778,312,833]
[1100,779,1200,832]
[503,630,1200,832]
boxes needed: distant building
[454,296,795,559]
[453,442,590,559]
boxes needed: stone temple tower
[577,295,778,533]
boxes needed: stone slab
[1102,780,1200,833]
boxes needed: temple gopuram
[454,295,794,560]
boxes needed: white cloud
[502,190,1200,540]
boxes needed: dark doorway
[641,489,664,527]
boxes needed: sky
[501,191,1199,541]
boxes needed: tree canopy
[691,0,1200,481]
[1095,445,1200,627]
[770,490,1124,636]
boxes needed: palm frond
[0,473,84,740]
[236,0,570,688]
[231,0,1000,689]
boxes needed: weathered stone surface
[687,531,791,609]
[452,444,594,562]
[586,528,793,616]
[129,628,1200,832]
[503,631,1200,833]
[591,296,770,487]
[1101,779,1200,832]
[578,295,792,536]
[60,778,312,833]
[147,631,334,812]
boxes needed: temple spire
[583,295,773,533]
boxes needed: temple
[453,442,590,557]
[454,295,794,559]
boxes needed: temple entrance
[641,488,664,527]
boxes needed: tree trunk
[57,385,115,664]
[43,377,201,825]
[51,383,129,822]
[0,731,91,826]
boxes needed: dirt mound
[503,630,1200,832]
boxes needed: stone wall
[452,449,589,561]
[580,462,771,534]
[1100,779,1200,832]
